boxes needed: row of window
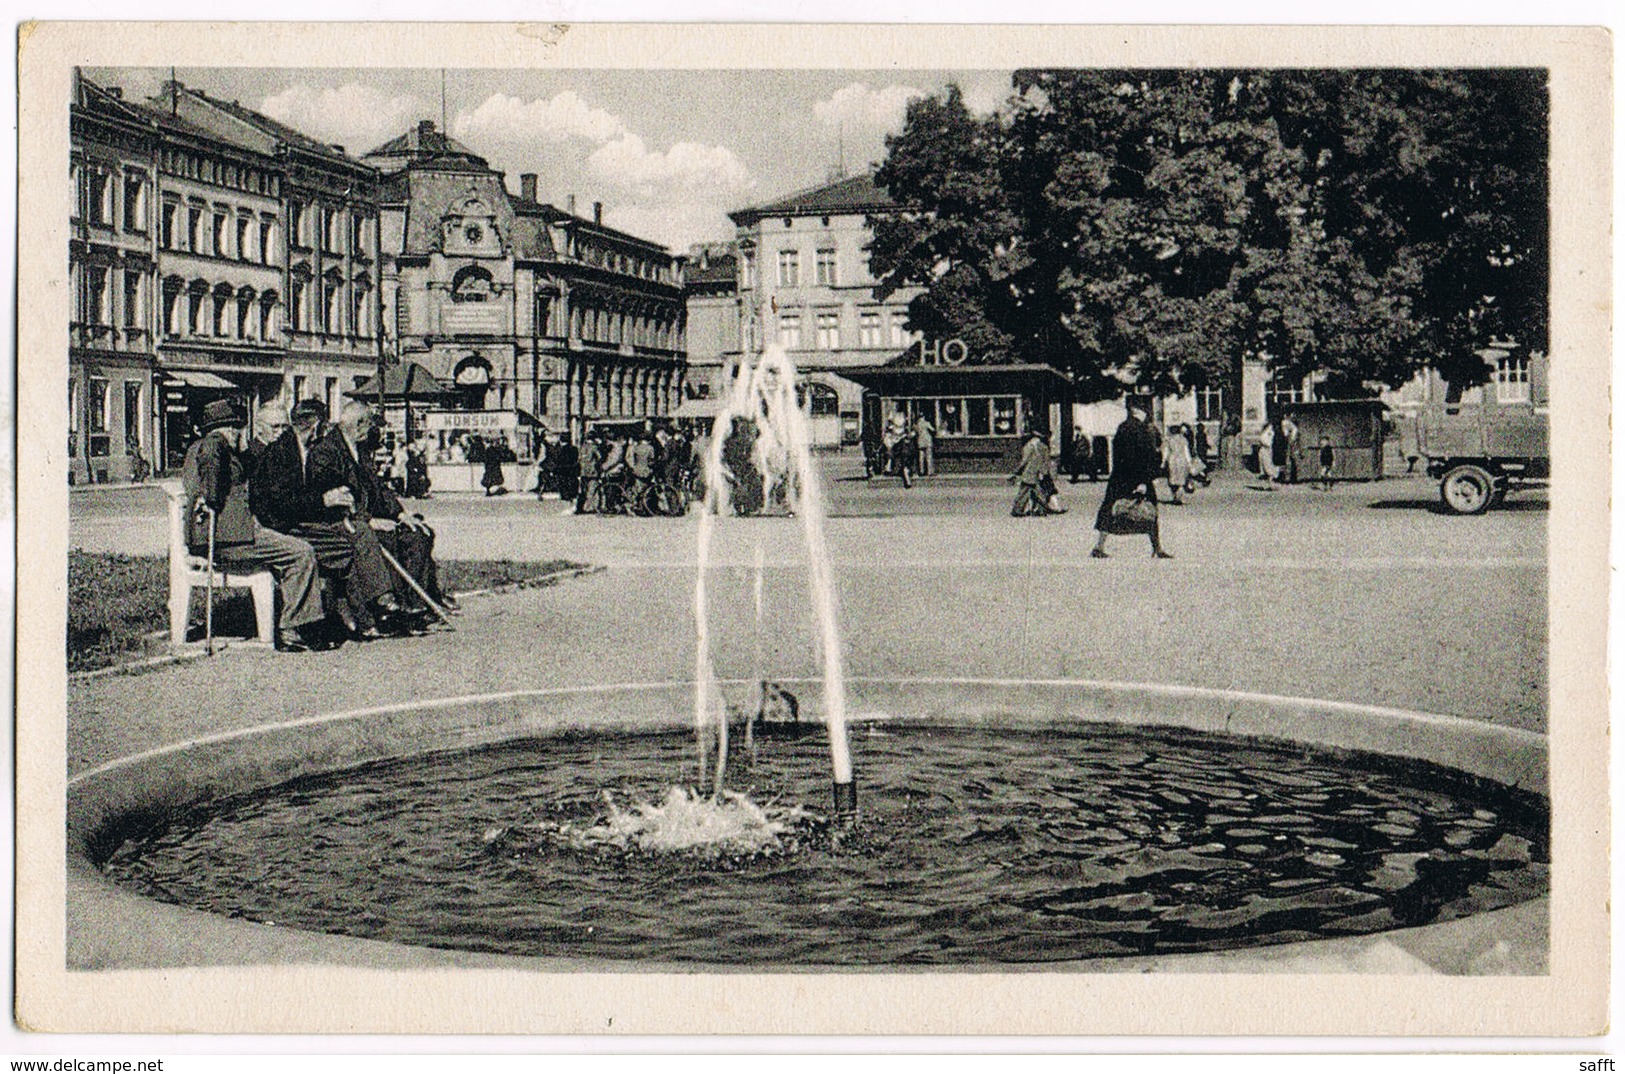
[751,247,842,289]
[160,199,278,264]
[566,236,675,284]
[289,200,374,257]
[775,308,912,351]
[76,264,148,331]
[159,147,279,198]
[566,304,680,351]
[75,165,150,234]
[68,376,144,457]
[288,276,374,338]
[889,396,1025,439]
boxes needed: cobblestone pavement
[65,459,1548,774]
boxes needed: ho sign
[917,338,971,366]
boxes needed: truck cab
[1415,348,1549,514]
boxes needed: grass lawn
[67,551,591,672]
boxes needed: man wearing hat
[251,398,400,638]
[1008,425,1056,516]
[181,399,325,651]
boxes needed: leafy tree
[870,68,1548,397]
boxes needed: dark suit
[251,427,394,615]
[307,427,443,610]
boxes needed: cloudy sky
[85,66,1014,252]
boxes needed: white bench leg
[170,577,190,646]
[249,573,276,644]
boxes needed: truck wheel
[1440,465,1495,515]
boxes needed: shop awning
[163,370,238,389]
[346,361,456,403]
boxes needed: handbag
[1110,493,1158,525]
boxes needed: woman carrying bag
[1092,399,1173,559]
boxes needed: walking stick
[343,514,453,625]
[204,507,217,656]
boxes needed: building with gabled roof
[151,80,385,437]
[726,171,923,447]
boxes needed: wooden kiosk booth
[842,360,1076,474]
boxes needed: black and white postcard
[14,21,1612,1038]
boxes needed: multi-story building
[69,73,159,484]
[366,121,685,452]
[151,82,384,429]
[727,173,923,447]
[135,87,290,471]
[681,240,740,405]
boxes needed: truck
[1417,352,1553,510]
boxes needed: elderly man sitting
[251,398,404,638]
[181,399,325,652]
[306,401,455,623]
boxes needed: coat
[1095,415,1160,533]
[182,430,256,551]
[1012,436,1052,486]
[306,427,403,524]
[250,428,324,533]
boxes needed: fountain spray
[693,345,856,820]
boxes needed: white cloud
[447,90,756,251]
[812,82,925,132]
[587,134,753,198]
[259,83,428,156]
[452,90,627,147]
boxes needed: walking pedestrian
[1162,424,1192,505]
[1317,435,1336,490]
[1008,427,1054,516]
[1092,399,1172,559]
[1066,431,1090,484]
[1258,420,1279,489]
[913,412,936,478]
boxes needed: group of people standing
[182,397,455,653]
[863,406,937,488]
[573,421,697,516]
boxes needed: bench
[161,483,275,647]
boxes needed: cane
[343,514,453,625]
[204,506,217,656]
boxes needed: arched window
[235,286,255,340]
[452,354,493,410]
[451,264,494,303]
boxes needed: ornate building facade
[68,72,389,479]
[367,122,686,450]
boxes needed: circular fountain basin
[67,678,1549,973]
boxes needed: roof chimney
[520,173,537,202]
[593,201,603,225]
[417,119,435,141]
[567,194,576,216]
[106,86,123,100]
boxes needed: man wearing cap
[251,398,399,637]
[181,399,325,651]
[307,401,453,620]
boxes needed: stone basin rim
[67,676,1548,975]
[68,675,1547,788]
